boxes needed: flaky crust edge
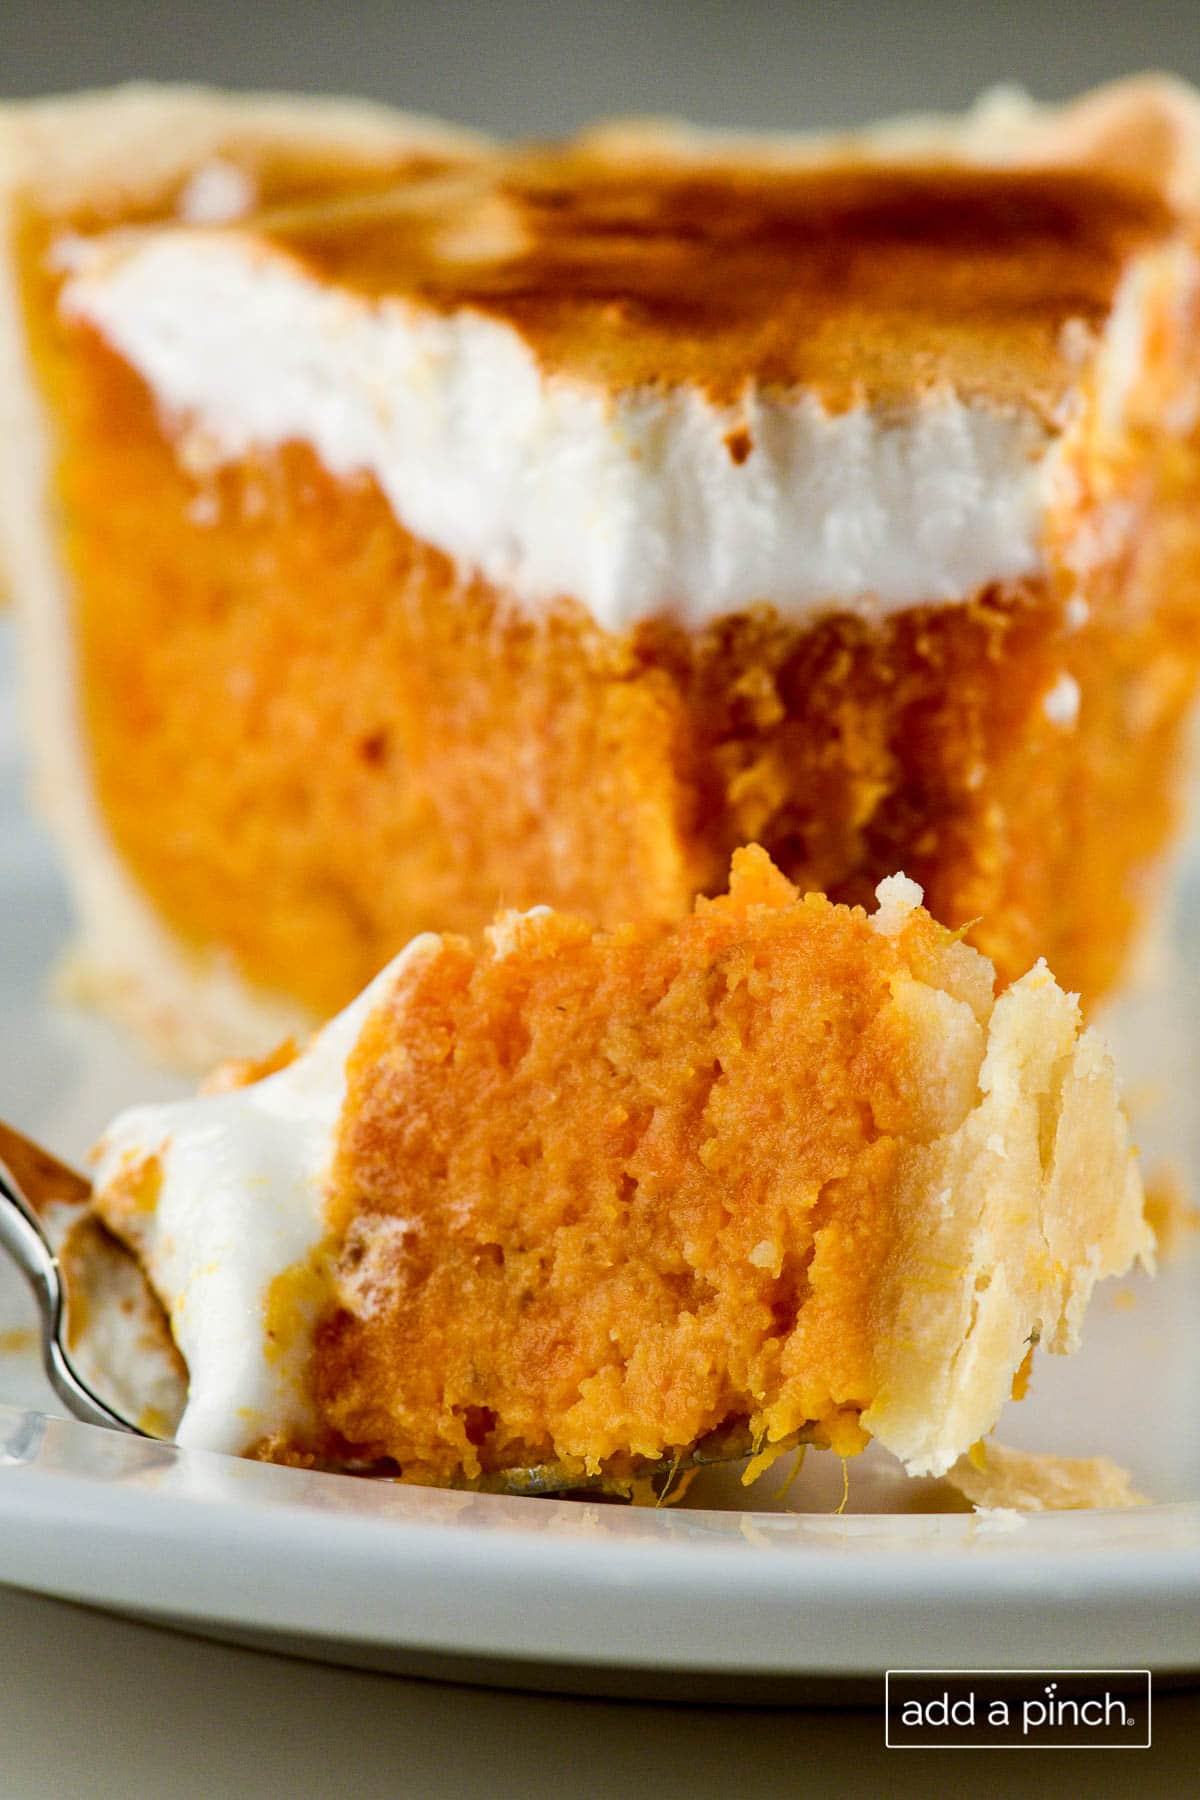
[864,962,1152,1476]
[0,84,488,1062]
[581,74,1200,211]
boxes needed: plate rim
[3,1406,1199,1679]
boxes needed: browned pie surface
[254,153,1174,411]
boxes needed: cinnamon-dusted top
[56,79,1200,629]
[266,147,1173,415]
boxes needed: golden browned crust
[947,1440,1148,1510]
[579,74,1200,207]
[861,961,1148,1472]
[0,82,486,221]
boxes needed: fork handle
[0,1122,142,1434]
[0,1149,60,1320]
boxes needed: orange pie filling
[90,851,1149,1486]
[12,115,1200,1053]
[44,318,1200,1023]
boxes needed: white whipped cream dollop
[63,233,1051,629]
[90,936,437,1454]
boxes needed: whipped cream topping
[90,935,437,1454]
[63,232,1051,630]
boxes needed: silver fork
[0,1119,809,1496]
[0,1119,147,1436]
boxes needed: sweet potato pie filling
[86,849,1143,1486]
[39,317,1200,1022]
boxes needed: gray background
[1,0,1198,136]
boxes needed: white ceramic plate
[1,621,1198,1697]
